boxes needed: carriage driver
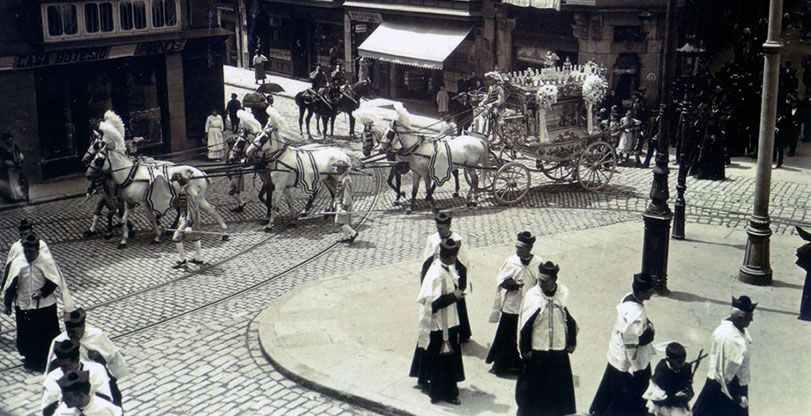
[477,72,507,134]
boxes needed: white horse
[243,108,351,231]
[378,104,491,213]
[86,121,227,248]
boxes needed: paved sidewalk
[258,221,811,416]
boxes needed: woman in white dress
[205,110,225,160]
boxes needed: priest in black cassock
[411,239,466,405]
[515,261,577,416]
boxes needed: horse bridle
[383,122,422,157]
[249,127,288,162]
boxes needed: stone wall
[0,70,41,182]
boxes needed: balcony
[42,0,181,43]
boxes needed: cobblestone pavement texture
[0,85,809,415]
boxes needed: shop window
[151,0,177,28]
[120,1,148,31]
[85,3,114,33]
[46,5,78,37]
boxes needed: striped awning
[358,22,472,70]
[501,0,561,11]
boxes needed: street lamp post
[740,0,784,286]
[640,0,677,295]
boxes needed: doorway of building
[291,19,310,79]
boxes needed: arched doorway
[612,53,641,106]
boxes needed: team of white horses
[83,103,491,246]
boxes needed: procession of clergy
[3,214,756,416]
[3,219,127,416]
[411,212,756,416]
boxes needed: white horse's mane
[265,106,287,130]
[103,110,126,139]
[237,109,262,133]
[99,120,126,155]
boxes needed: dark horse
[297,80,373,139]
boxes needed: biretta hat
[434,212,452,225]
[21,233,39,248]
[516,231,536,247]
[732,295,757,312]
[632,272,655,291]
[54,339,80,360]
[538,261,560,277]
[64,308,87,328]
[57,370,91,393]
[439,238,460,258]
[18,218,34,232]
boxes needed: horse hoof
[151,239,161,245]
[117,243,127,250]
[264,226,273,233]
[452,192,459,198]
[83,230,95,237]
[103,232,113,240]
[392,200,400,206]
[221,234,229,241]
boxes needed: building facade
[0,0,231,182]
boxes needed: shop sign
[355,24,367,33]
[268,48,291,61]
[347,10,382,23]
[134,40,187,56]
[13,47,110,69]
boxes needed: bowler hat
[538,261,560,277]
[64,308,87,328]
[732,295,758,312]
[516,231,536,247]
[439,238,460,258]
[434,212,452,225]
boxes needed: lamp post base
[642,211,673,295]
[739,216,773,286]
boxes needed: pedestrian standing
[42,339,112,416]
[486,231,541,376]
[420,212,472,342]
[590,272,657,416]
[692,296,756,416]
[253,48,267,85]
[2,233,66,372]
[46,308,128,407]
[618,110,640,166]
[205,109,226,161]
[226,138,247,213]
[641,342,694,416]
[53,370,122,416]
[171,173,205,269]
[0,132,29,202]
[226,93,242,134]
[412,239,466,405]
[436,85,450,118]
[515,260,578,416]
[334,160,358,243]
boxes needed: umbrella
[242,92,268,109]
[256,83,285,94]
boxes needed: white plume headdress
[265,106,287,130]
[103,110,126,139]
[99,120,125,154]
[392,102,412,129]
[237,109,262,134]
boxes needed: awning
[501,0,560,11]
[358,22,472,70]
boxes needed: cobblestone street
[0,89,808,415]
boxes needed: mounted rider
[331,64,346,89]
[309,63,330,105]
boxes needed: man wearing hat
[692,296,757,416]
[421,212,471,342]
[486,231,542,376]
[42,339,112,416]
[53,369,122,416]
[47,308,128,406]
[411,239,466,405]
[226,93,242,134]
[333,159,358,243]
[515,260,578,416]
[3,233,65,372]
[590,272,657,416]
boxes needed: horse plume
[103,110,126,139]
[352,106,385,127]
[265,106,287,130]
[99,120,126,154]
[392,102,412,129]
[237,109,262,134]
